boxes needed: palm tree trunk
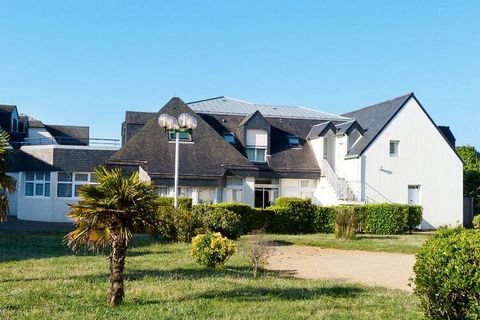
[109,236,127,306]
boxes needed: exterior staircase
[320,159,360,203]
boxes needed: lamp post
[158,113,197,208]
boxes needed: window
[390,140,399,157]
[25,172,50,197]
[300,180,315,188]
[232,189,242,202]
[168,131,192,141]
[246,129,268,162]
[198,188,213,204]
[223,133,236,144]
[227,177,243,186]
[246,147,266,162]
[300,191,314,199]
[288,136,300,147]
[157,186,169,197]
[57,172,97,198]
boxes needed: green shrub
[413,228,480,319]
[190,232,236,268]
[407,205,423,233]
[211,202,267,232]
[360,204,408,235]
[312,206,336,233]
[334,206,357,240]
[156,205,203,242]
[158,196,192,209]
[200,206,242,239]
[266,197,316,234]
[473,215,480,229]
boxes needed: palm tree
[0,131,16,222]
[64,167,160,306]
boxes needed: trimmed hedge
[158,197,193,209]
[414,228,480,319]
[266,198,316,234]
[208,202,267,232]
[357,204,423,235]
[192,205,242,239]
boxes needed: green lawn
[259,232,432,254]
[0,233,423,319]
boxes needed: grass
[0,233,423,319]
[259,232,432,254]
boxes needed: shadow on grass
[355,235,399,240]
[264,240,294,246]
[0,232,170,262]
[185,285,364,301]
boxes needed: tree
[64,167,159,306]
[457,145,480,212]
[0,131,16,222]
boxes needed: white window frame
[57,172,97,198]
[24,172,51,198]
[288,135,301,147]
[389,140,399,157]
[168,131,192,142]
[246,147,266,162]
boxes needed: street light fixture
[158,113,197,208]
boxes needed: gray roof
[342,93,413,158]
[188,96,349,121]
[306,121,336,139]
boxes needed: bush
[334,206,357,239]
[190,232,236,268]
[211,202,267,232]
[158,197,193,209]
[266,197,316,234]
[359,204,409,235]
[407,205,423,233]
[197,205,242,239]
[473,215,480,229]
[156,205,203,242]
[413,228,480,319]
[312,206,336,233]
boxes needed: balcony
[19,137,121,148]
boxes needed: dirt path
[266,245,416,291]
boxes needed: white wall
[362,98,463,228]
[6,172,19,216]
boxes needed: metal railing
[320,159,349,200]
[20,137,120,148]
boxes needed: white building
[2,104,119,222]
[114,93,464,229]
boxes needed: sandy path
[266,245,416,291]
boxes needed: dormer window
[168,131,192,142]
[223,133,236,144]
[246,129,267,163]
[288,135,300,147]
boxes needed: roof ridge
[187,96,227,104]
[344,92,413,115]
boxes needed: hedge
[158,197,193,209]
[413,228,480,319]
[157,196,423,238]
[266,198,316,234]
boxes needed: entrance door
[408,185,420,205]
[255,188,271,208]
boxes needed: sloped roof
[188,96,348,121]
[342,93,413,158]
[306,121,336,139]
[44,125,89,145]
[111,98,257,184]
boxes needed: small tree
[64,167,159,306]
[457,145,480,212]
[245,230,274,278]
[0,131,16,222]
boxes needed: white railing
[320,159,349,200]
[20,137,120,147]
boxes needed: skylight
[223,133,236,144]
[288,136,300,147]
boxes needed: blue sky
[1,1,479,147]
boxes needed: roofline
[342,92,414,116]
[345,93,464,164]
[346,93,414,158]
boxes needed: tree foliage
[0,131,16,222]
[457,145,480,211]
[64,167,159,305]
